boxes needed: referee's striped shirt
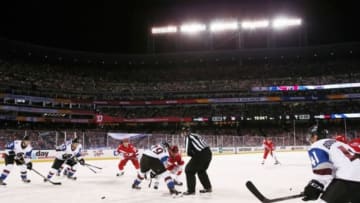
[185,133,209,157]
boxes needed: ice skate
[174,179,183,186]
[22,178,31,183]
[132,183,141,190]
[0,179,6,186]
[116,171,124,177]
[199,188,212,193]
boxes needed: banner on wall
[107,132,150,140]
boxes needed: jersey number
[152,146,164,155]
[338,146,360,162]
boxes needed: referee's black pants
[185,147,212,193]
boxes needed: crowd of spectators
[97,101,360,119]
[0,57,359,100]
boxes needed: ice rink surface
[0,151,312,203]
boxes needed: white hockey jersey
[5,140,33,163]
[308,138,360,186]
[143,144,169,165]
[55,142,83,160]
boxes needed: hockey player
[115,138,140,176]
[131,142,181,196]
[0,135,33,185]
[153,145,184,189]
[261,137,279,165]
[302,125,360,202]
[45,137,85,181]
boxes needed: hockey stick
[74,157,102,171]
[246,181,304,203]
[84,165,98,174]
[148,177,153,188]
[31,168,62,185]
[83,163,102,170]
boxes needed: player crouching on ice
[153,145,184,189]
[261,137,280,165]
[0,135,33,185]
[45,137,85,181]
[131,142,181,196]
[302,125,360,202]
[114,138,140,177]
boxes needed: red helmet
[334,135,347,143]
[348,138,360,153]
[170,145,179,153]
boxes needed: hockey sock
[133,179,141,186]
[64,167,71,176]
[20,171,27,180]
[0,169,10,180]
[57,166,64,175]
[47,172,55,179]
[47,168,58,179]
[67,168,76,177]
[164,176,175,190]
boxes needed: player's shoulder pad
[311,139,336,151]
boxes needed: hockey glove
[78,158,85,165]
[26,162,33,170]
[8,151,16,156]
[15,153,25,164]
[150,171,157,179]
[113,150,119,156]
[302,179,324,201]
[62,154,72,160]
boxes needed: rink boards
[0,145,308,164]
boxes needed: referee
[181,126,212,195]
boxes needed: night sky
[0,0,358,53]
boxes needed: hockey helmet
[72,137,79,144]
[307,125,329,142]
[181,126,191,132]
[21,134,31,148]
[22,134,30,141]
[334,135,347,143]
[170,145,179,153]
[161,141,170,149]
[349,138,360,153]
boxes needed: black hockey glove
[26,162,33,170]
[15,153,25,164]
[78,158,85,165]
[302,179,324,201]
[8,151,16,156]
[62,154,72,160]
[150,171,157,179]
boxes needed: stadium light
[272,17,302,29]
[210,21,239,32]
[180,23,206,34]
[151,26,178,34]
[241,20,269,30]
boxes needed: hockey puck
[101,196,106,199]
